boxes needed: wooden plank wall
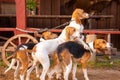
[28,0,61,28]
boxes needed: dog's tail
[12,44,27,58]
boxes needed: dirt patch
[1,66,120,80]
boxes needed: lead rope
[86,43,94,55]
[38,20,74,33]
[16,20,73,33]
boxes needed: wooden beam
[15,0,27,35]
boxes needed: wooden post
[107,34,111,43]
[15,0,27,35]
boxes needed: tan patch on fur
[32,46,37,54]
[65,27,75,41]
[61,49,71,66]
[42,31,58,40]
[80,52,91,69]
[52,52,60,67]
[16,50,28,75]
[72,8,89,24]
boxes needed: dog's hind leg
[20,57,28,80]
[35,63,40,78]
[39,55,50,80]
[47,52,62,79]
[4,58,16,74]
[26,61,37,80]
[14,60,20,80]
[72,62,78,80]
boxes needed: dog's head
[65,26,82,41]
[72,8,89,24]
[93,39,108,53]
[42,31,58,40]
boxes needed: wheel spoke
[18,36,21,45]
[5,47,15,52]
[25,38,30,43]
[7,54,14,60]
[10,42,17,48]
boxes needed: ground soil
[0,66,120,80]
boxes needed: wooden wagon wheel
[2,34,38,69]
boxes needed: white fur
[83,69,89,80]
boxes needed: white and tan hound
[26,8,89,80]
[4,31,58,80]
[4,43,35,80]
[49,39,110,80]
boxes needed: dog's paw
[36,74,39,78]
[56,73,62,79]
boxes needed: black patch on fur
[15,43,36,52]
[22,43,36,50]
[57,41,88,59]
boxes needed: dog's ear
[94,39,101,49]
[65,27,75,41]
[50,33,58,39]
[72,9,83,24]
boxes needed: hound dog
[4,31,58,80]
[4,43,35,80]
[26,8,89,80]
[49,39,109,80]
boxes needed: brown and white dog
[26,8,89,80]
[49,39,110,80]
[4,31,58,80]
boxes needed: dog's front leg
[81,61,89,80]
[75,38,90,50]
[82,68,89,80]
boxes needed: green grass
[77,59,120,69]
[0,58,7,67]
[0,56,120,69]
